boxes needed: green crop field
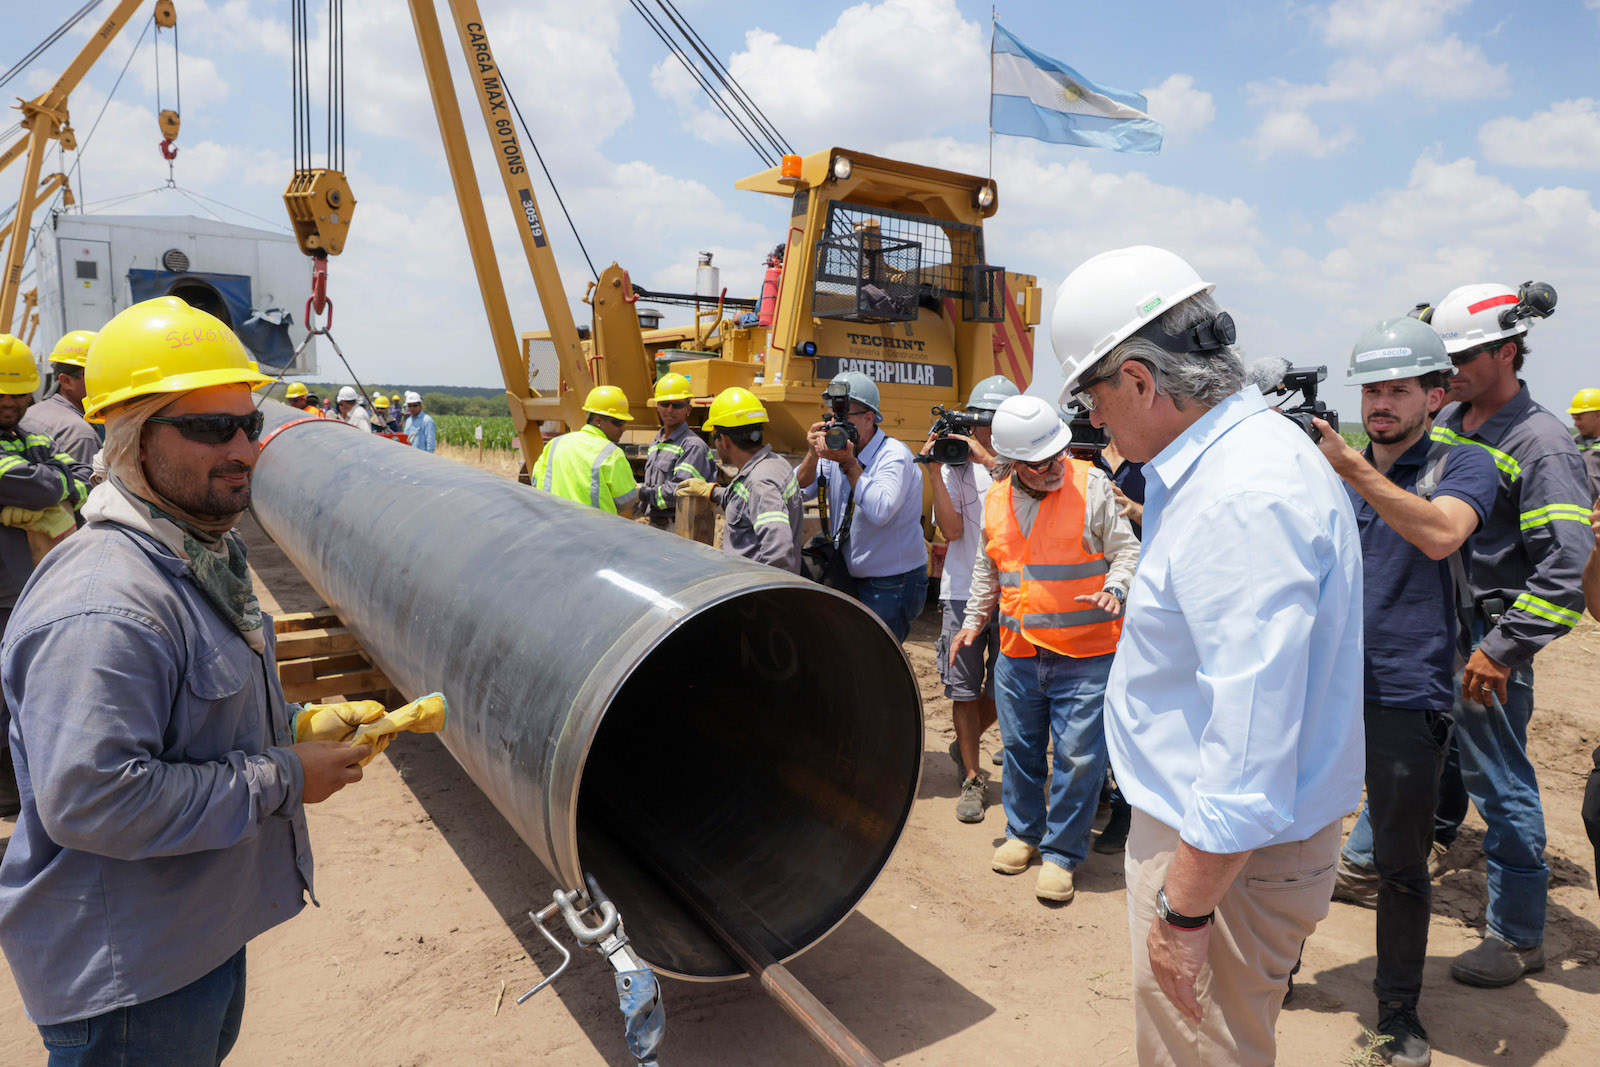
[436,415,517,450]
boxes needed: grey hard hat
[827,371,882,419]
[1346,316,1453,386]
[965,374,1020,411]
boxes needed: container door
[63,239,113,329]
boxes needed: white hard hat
[1428,283,1528,355]
[404,390,422,405]
[337,385,359,403]
[1050,245,1215,404]
[991,394,1074,463]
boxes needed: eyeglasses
[146,411,265,445]
[657,400,688,410]
[1449,343,1497,368]
[1019,449,1067,472]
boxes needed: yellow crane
[0,1,176,331]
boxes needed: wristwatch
[1156,886,1213,930]
[1108,586,1127,603]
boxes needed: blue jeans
[994,648,1112,870]
[1342,645,1545,947]
[37,947,247,1066]
[853,563,927,643]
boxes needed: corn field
[435,415,517,450]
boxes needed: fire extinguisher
[757,243,784,328]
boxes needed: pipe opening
[575,585,922,980]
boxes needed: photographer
[924,375,1018,823]
[1309,318,1497,1065]
[948,394,1139,904]
[796,372,926,642]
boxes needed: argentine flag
[991,23,1163,155]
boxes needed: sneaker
[1094,802,1131,854]
[1427,840,1452,880]
[1450,935,1544,988]
[991,838,1039,874]
[955,775,986,823]
[1331,855,1379,909]
[1035,860,1075,902]
[1376,1001,1432,1066]
[991,747,1003,766]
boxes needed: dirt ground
[3,455,1598,1065]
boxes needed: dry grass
[434,442,523,481]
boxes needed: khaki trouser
[1125,811,1341,1066]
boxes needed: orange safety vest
[983,460,1121,659]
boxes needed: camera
[915,405,993,465]
[1062,401,1107,456]
[821,380,861,452]
[1265,365,1339,441]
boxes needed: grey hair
[1086,292,1245,410]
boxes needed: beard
[146,450,254,520]
[1364,407,1426,445]
[1018,462,1066,493]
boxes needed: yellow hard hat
[0,334,39,396]
[285,381,309,399]
[582,384,632,421]
[703,386,768,432]
[1568,388,1600,415]
[373,393,389,408]
[48,329,96,370]
[653,372,692,402]
[83,297,271,422]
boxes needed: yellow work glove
[293,699,388,744]
[1,504,75,537]
[347,693,449,766]
[675,479,714,500]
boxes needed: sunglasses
[146,411,265,445]
[657,400,688,410]
[1019,449,1067,472]
[1448,343,1499,368]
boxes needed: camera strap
[819,472,856,549]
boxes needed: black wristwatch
[1156,886,1213,930]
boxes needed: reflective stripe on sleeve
[540,438,558,492]
[1518,503,1592,530]
[754,510,790,527]
[1430,427,1522,480]
[673,463,701,479]
[1512,593,1582,627]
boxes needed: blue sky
[9,0,1600,419]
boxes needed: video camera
[1264,365,1339,441]
[915,405,994,465]
[821,380,861,452]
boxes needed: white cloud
[1480,99,1600,169]
[656,0,987,150]
[1318,0,1470,49]
[1141,74,1215,142]
[1251,108,1356,160]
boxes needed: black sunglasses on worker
[146,411,265,445]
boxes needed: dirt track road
[3,503,1598,1065]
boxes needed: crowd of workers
[0,242,1596,1065]
[281,381,437,452]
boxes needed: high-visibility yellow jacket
[531,423,639,515]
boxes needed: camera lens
[824,424,850,451]
[932,437,970,465]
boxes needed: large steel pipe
[250,401,923,979]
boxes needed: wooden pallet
[273,609,399,705]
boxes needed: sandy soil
[3,465,1598,1065]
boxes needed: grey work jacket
[0,521,311,1025]
[20,393,101,467]
[640,422,714,518]
[715,445,803,572]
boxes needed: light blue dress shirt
[1106,386,1364,855]
[405,411,437,453]
[804,427,926,578]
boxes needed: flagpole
[988,7,996,181]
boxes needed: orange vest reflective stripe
[983,460,1121,659]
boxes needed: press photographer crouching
[949,394,1139,903]
[796,372,926,642]
[922,375,1019,823]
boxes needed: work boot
[0,746,19,819]
[1427,840,1452,880]
[1376,1001,1432,1066]
[1094,802,1131,854]
[955,775,986,823]
[1450,935,1544,988]
[1036,860,1075,902]
[1331,855,1379,909]
[992,838,1039,874]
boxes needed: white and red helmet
[1428,282,1552,354]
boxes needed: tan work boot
[1036,860,1075,902]
[991,838,1039,874]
